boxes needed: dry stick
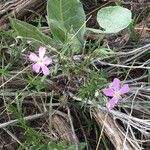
[1,73,40,116]
[1,54,11,121]
[67,106,78,150]
[11,73,40,103]
[86,1,111,16]
[129,125,141,150]
[0,108,62,129]
[124,60,136,82]
[122,60,141,150]
[123,60,138,150]
[0,64,32,89]
[123,86,143,150]
[74,108,88,148]
[135,27,150,31]
[3,128,28,150]
[48,90,54,137]
[0,91,54,97]
[0,112,48,128]
[113,115,141,150]
[114,43,150,56]
[72,91,150,135]
[95,112,108,150]
[96,60,150,69]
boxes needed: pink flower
[103,78,129,110]
[29,47,52,76]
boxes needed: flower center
[114,92,120,97]
[38,59,44,64]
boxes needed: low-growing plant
[10,0,132,55]
[3,0,134,149]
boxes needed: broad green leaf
[87,6,132,34]
[47,18,67,43]
[10,18,60,48]
[97,6,132,33]
[47,0,86,43]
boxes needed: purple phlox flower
[103,78,129,110]
[29,47,52,76]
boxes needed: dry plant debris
[0,0,150,150]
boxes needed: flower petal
[108,95,123,110]
[41,65,49,76]
[103,88,115,97]
[119,84,129,95]
[33,63,40,73]
[113,78,120,91]
[43,56,52,65]
[107,97,119,110]
[29,53,39,62]
[39,47,46,58]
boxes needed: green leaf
[88,6,132,34]
[10,18,60,48]
[29,141,66,150]
[29,140,86,150]
[68,142,86,150]
[97,6,132,33]
[47,0,86,43]
[93,48,114,56]
[66,33,82,54]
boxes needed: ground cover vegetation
[0,0,150,149]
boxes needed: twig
[67,106,78,150]
[123,86,143,150]
[0,65,31,89]
[0,109,63,129]
[96,112,108,150]
[94,60,150,69]
[3,128,28,150]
